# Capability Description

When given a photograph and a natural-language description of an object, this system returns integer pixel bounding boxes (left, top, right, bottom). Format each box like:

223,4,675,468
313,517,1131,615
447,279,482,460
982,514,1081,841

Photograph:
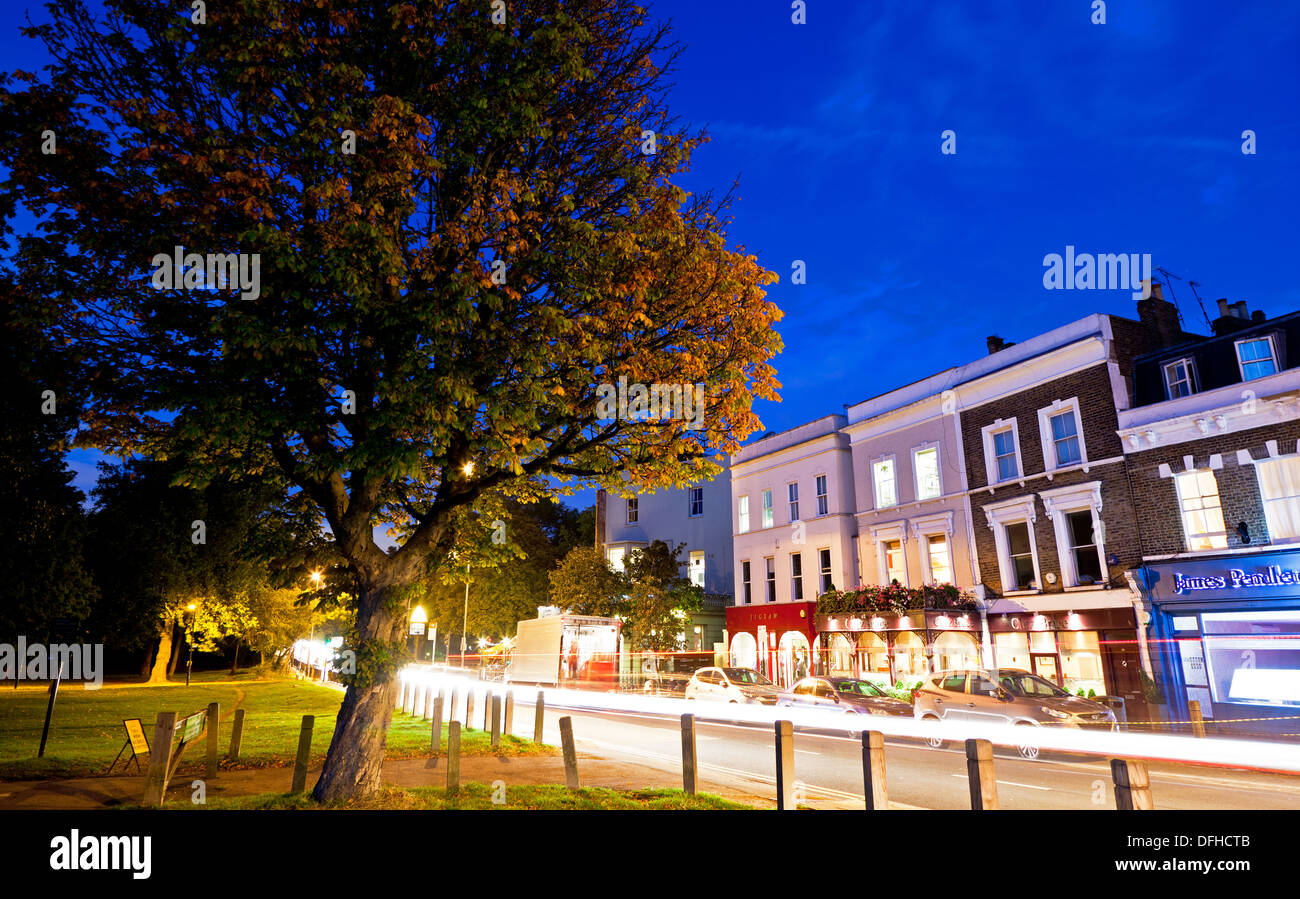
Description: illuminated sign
1173,566,1300,595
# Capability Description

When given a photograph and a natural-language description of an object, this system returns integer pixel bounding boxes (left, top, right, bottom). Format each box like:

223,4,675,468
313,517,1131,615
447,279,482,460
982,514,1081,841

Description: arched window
730,632,758,670
935,631,981,672
893,631,926,682
828,634,854,677
778,631,811,687
856,632,890,684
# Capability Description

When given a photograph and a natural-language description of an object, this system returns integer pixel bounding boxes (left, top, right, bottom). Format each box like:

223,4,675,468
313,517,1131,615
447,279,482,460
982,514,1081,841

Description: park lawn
175,783,752,810
0,676,551,780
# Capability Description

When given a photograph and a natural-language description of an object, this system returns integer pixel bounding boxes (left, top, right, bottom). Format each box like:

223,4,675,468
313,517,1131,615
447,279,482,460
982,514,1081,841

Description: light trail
397,665,1300,777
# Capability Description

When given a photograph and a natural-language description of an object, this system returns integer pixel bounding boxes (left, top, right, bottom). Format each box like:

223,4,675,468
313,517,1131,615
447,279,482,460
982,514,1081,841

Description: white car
684,667,781,704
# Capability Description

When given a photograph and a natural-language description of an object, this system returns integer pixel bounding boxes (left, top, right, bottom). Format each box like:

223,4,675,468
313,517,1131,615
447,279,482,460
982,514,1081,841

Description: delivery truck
508,612,622,689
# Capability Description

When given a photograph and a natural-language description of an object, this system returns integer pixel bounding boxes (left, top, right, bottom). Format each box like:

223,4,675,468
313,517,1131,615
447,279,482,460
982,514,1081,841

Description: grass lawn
0,674,552,780
167,783,752,810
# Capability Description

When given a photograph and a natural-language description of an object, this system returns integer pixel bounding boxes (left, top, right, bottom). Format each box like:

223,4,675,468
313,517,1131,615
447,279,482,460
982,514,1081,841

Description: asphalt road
511,695,1300,810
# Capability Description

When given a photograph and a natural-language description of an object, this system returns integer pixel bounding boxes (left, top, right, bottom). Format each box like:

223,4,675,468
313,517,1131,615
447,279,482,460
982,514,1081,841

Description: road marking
950,774,1050,791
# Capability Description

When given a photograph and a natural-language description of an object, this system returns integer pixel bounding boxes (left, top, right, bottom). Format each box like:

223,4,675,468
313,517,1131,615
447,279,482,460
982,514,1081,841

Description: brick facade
962,361,1141,598
1125,419,1300,558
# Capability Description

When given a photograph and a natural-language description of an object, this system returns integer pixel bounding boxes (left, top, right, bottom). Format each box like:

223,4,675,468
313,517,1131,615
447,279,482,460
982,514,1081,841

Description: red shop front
725,601,819,688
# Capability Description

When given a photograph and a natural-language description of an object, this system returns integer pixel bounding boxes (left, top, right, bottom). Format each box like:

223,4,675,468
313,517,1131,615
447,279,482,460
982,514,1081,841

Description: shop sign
1173,565,1300,595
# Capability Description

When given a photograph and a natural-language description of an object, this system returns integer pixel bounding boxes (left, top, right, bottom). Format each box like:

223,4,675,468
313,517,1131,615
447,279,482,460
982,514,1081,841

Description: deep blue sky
7,0,1298,504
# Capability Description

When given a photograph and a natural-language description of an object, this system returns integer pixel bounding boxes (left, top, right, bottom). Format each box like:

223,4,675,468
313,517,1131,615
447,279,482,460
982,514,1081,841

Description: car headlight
1041,707,1070,719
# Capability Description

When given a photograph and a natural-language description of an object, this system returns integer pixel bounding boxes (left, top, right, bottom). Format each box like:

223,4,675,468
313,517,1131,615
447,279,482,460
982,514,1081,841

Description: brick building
952,295,1196,715
1119,297,1300,732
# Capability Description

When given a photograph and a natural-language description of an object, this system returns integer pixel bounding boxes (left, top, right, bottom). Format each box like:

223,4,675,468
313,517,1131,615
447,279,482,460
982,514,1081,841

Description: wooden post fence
228,708,246,760
775,720,795,810
1112,759,1154,810
965,738,998,810
681,713,698,796
205,701,219,780
862,730,888,810
559,716,579,790
291,715,314,794
141,711,177,808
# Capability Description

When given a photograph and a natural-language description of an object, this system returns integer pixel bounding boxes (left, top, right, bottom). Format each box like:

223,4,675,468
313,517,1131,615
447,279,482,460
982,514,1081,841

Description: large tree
2,1,781,800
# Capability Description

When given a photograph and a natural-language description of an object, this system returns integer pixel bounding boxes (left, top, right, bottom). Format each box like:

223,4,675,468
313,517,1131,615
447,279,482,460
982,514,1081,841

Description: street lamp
184,603,197,687
409,604,428,663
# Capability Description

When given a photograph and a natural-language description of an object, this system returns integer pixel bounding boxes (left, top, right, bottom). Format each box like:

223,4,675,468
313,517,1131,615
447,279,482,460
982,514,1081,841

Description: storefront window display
1202,610,1300,707
934,631,980,671
1058,630,1105,696
730,631,758,670
994,632,1031,670
828,633,854,676
857,632,890,685
778,631,811,687
893,631,927,682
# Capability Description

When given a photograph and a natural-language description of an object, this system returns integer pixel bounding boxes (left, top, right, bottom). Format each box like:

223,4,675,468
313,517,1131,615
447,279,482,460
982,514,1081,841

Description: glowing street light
310,569,323,588
462,461,475,477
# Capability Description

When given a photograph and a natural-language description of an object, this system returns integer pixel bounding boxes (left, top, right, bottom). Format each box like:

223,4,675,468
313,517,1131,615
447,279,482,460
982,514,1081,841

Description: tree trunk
230,642,240,675
167,622,182,678
147,620,173,684
312,581,403,802
140,645,153,679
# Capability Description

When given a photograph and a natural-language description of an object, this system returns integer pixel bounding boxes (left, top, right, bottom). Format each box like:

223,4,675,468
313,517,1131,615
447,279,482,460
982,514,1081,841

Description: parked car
913,669,1117,759
684,667,781,704
778,676,913,717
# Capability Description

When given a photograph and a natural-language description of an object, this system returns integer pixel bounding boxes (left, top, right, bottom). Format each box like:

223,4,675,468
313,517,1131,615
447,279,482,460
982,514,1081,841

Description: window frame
912,443,942,501
1037,397,1087,474
761,488,774,529
1039,481,1107,589
737,495,750,534
815,474,829,517
1173,469,1230,552
981,418,1023,486
740,560,752,605
764,556,776,603
689,550,706,588
871,454,898,509
791,552,804,601
688,486,704,518
626,496,638,524
1254,455,1300,544
787,482,800,522
1235,334,1281,382
1162,358,1198,400
911,512,956,586
983,496,1042,594
818,548,833,594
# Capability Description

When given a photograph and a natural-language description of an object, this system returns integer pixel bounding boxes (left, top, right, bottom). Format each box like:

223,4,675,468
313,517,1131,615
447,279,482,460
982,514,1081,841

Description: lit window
1236,336,1278,381
872,458,897,508
765,557,776,603
688,487,703,517
818,548,833,593
1005,522,1037,590
762,489,774,529
927,534,952,584
791,553,804,601
608,547,626,573
737,496,749,534
1163,359,1195,399
815,475,829,516
993,429,1019,482
1065,510,1103,585
1257,457,1300,541
1175,470,1229,551
1049,410,1082,466
914,447,940,500
884,540,905,584
689,551,705,588
741,561,751,604
788,482,799,521
626,497,638,524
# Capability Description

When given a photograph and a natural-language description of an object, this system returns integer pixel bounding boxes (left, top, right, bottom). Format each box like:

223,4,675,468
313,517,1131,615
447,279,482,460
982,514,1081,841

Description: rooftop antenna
1153,266,1213,332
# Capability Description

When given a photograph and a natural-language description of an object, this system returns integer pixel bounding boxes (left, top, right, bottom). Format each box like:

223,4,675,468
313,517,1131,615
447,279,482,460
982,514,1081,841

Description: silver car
913,669,1117,759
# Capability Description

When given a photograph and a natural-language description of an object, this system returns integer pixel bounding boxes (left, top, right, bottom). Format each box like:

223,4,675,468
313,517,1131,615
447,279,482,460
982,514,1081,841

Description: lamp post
409,604,428,662
184,603,197,687
462,562,470,668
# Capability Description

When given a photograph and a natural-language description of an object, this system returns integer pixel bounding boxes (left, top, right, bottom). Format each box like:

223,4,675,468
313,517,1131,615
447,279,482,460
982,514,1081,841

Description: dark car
779,676,913,716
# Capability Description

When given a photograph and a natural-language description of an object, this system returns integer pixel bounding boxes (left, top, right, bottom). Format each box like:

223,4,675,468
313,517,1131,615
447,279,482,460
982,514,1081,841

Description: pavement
0,745,827,810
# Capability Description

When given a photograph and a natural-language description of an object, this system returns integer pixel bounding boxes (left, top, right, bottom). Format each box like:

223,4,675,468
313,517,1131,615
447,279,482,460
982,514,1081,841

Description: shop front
725,601,818,688
814,610,984,689
986,606,1145,715
1135,550,1300,734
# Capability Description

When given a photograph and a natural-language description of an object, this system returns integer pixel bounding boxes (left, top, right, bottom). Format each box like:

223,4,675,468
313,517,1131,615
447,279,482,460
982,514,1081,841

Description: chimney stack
1136,280,1184,347
1211,298,1255,336
986,335,1014,355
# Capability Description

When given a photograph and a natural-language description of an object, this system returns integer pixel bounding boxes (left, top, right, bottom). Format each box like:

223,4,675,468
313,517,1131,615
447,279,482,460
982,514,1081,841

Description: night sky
7,0,1299,505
